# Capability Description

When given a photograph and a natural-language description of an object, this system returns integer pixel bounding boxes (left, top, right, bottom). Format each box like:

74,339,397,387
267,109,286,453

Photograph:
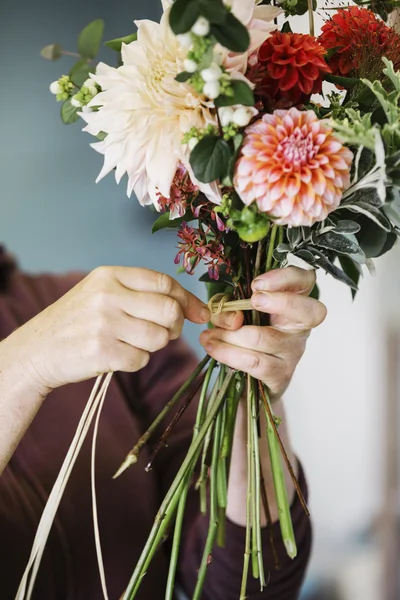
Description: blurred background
0,0,399,598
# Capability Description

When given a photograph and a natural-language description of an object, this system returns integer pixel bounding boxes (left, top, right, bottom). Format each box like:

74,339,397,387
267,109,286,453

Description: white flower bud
191,17,210,37
201,63,222,83
218,107,235,127
88,86,98,97
188,137,199,151
82,105,93,113
203,80,221,100
49,81,62,95
177,33,193,48
233,107,253,127
71,96,82,108
83,78,94,88
184,58,198,73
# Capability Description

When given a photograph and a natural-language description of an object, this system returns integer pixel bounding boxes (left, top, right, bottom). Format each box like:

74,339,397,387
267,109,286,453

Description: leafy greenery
61,98,79,124
77,19,104,60
105,33,137,52
69,59,95,87
214,81,255,108
40,44,62,60
152,211,195,234
190,135,232,183
169,0,200,34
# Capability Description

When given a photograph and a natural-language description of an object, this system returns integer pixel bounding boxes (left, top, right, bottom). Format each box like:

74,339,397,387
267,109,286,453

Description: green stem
197,376,221,514
165,359,216,600
251,379,265,586
192,409,224,600
308,0,315,36
266,225,278,271
262,390,297,560
273,227,284,269
123,369,236,600
240,376,253,600
114,355,211,478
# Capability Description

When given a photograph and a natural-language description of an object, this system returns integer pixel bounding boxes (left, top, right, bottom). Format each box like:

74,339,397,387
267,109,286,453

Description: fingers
115,316,171,353
252,266,316,296
210,311,244,331
118,290,185,340
199,337,287,394
251,291,327,332
200,325,307,360
110,267,210,324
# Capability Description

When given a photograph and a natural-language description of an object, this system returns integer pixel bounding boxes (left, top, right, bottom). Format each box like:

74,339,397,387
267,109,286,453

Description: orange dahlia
247,31,331,109
234,108,353,227
319,7,400,79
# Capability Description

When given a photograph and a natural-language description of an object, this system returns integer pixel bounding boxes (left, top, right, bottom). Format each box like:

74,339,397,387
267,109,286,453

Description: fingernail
252,292,271,308
252,278,266,292
222,312,236,328
200,307,211,322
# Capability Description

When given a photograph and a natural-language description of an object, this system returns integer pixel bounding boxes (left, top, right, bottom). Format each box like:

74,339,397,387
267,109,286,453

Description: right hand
9,267,210,394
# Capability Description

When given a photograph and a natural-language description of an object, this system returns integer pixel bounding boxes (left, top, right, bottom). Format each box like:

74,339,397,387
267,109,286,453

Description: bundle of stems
117,226,309,600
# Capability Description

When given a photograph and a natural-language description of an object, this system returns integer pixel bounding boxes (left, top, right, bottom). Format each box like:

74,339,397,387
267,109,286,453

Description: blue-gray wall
0,0,204,350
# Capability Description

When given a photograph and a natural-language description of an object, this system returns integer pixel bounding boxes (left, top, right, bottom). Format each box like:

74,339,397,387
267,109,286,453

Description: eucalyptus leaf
344,187,382,208
354,214,392,257
309,283,320,300
339,256,361,299
214,80,254,107
152,210,195,234
40,44,62,60
78,19,104,60
296,249,316,263
333,220,361,235
169,0,200,34
287,227,302,247
105,33,137,52
315,254,358,289
199,0,228,24
345,202,392,231
61,98,79,124
210,13,250,53
70,59,94,87
190,135,231,183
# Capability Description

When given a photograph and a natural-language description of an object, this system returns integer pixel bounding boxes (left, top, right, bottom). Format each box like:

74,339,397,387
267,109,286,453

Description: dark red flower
174,222,231,280
156,163,199,218
319,7,400,79
247,31,331,109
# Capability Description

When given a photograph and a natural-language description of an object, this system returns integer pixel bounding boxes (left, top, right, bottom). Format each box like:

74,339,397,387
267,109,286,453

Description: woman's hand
200,267,327,400
11,267,210,393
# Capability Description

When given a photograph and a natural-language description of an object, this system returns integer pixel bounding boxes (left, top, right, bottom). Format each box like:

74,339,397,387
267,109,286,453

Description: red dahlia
247,31,331,109
319,7,400,79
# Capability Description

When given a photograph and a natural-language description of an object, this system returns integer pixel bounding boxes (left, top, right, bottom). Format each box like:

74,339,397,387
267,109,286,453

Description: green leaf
70,59,95,87
339,256,361,299
152,211,195,234
169,0,200,34
175,71,193,83
215,80,254,107
281,22,293,34
309,283,320,300
354,214,392,257
61,98,79,124
316,231,361,255
199,0,228,24
210,13,250,53
287,227,302,247
190,135,232,183
78,19,104,60
104,33,137,52
40,43,62,60
325,46,341,60
315,254,358,289
333,220,361,235
325,73,360,89
345,202,392,231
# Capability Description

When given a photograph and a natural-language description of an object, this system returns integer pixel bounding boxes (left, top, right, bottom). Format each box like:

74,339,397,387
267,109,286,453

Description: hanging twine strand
207,293,253,315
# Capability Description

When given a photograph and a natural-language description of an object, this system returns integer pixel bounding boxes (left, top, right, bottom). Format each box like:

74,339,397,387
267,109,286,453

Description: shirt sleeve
136,339,312,600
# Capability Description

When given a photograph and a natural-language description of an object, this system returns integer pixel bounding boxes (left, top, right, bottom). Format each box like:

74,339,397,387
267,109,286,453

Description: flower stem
123,369,236,599
260,464,280,570
192,409,224,600
240,376,253,600
262,392,297,559
307,0,315,36
114,355,210,478
266,225,278,271
250,379,265,586
164,359,216,600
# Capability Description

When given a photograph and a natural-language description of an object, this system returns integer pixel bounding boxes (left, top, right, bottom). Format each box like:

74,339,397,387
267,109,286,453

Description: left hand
199,267,327,400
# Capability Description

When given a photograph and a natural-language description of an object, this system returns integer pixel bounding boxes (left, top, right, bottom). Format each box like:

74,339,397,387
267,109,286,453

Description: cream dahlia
234,108,353,227
81,12,218,208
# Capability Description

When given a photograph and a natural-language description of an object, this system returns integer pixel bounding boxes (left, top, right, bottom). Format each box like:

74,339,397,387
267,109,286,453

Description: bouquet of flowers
20,0,400,598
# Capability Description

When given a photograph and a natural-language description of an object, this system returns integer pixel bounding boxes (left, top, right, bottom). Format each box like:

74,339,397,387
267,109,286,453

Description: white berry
233,107,253,127
191,17,210,37
218,107,235,127
184,58,198,73
81,105,93,113
203,80,221,100
71,96,82,108
49,81,62,95
201,63,222,83
188,137,199,151
177,33,193,48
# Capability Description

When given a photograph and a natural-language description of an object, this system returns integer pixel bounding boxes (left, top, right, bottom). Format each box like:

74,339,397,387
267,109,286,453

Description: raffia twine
208,293,253,315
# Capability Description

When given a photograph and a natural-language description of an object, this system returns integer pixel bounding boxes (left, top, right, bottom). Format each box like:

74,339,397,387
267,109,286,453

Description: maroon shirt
0,249,311,599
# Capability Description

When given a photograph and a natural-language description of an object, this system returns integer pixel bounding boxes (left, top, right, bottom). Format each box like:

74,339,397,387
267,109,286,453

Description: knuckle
91,265,113,283
91,288,113,313
246,353,261,372
163,297,182,324
157,272,174,296
152,326,170,351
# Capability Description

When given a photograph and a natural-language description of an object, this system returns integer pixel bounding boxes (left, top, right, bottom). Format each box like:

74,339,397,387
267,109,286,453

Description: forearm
226,398,297,526
0,331,50,474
